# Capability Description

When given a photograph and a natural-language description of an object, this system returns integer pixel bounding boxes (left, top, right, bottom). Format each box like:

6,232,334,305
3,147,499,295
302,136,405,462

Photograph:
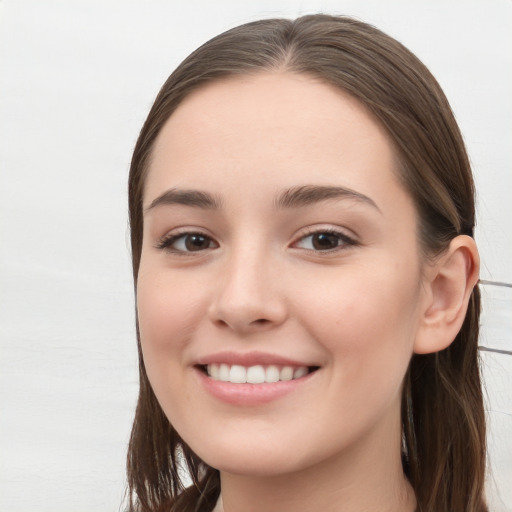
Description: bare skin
137,72,478,512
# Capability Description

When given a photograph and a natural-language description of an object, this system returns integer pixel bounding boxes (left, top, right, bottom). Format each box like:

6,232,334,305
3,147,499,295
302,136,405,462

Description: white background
0,1,511,510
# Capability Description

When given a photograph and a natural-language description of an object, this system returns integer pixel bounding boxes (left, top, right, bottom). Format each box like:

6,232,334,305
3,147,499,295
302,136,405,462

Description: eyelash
155,230,217,254
155,228,358,255
293,228,358,253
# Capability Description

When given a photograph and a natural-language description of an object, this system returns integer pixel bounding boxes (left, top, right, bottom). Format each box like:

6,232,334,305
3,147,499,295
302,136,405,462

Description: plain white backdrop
1,1,511,510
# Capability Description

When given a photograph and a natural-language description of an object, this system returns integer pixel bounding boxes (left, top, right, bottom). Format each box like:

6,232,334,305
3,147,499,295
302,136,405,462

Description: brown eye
157,232,218,253
311,233,340,250
184,234,212,251
294,230,355,252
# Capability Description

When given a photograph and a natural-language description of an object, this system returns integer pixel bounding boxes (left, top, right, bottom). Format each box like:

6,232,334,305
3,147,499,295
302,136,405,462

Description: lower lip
195,367,317,406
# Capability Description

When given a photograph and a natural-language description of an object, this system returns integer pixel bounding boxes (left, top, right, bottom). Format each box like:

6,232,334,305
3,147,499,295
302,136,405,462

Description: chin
189,436,317,478
205,454,301,477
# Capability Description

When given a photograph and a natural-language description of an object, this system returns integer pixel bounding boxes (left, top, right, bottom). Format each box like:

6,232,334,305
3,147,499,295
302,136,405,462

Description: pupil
312,233,338,250
185,235,209,251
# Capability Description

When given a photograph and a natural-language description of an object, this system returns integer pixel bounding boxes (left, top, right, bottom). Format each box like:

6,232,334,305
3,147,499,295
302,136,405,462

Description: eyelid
290,225,359,252
155,228,219,254
154,225,358,254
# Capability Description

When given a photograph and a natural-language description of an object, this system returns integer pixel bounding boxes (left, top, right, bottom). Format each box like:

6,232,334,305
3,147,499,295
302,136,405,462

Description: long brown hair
126,15,487,512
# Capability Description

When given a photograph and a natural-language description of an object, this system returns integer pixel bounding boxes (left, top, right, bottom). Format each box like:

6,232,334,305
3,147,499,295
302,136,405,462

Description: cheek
136,267,208,382
135,266,215,429
293,261,422,382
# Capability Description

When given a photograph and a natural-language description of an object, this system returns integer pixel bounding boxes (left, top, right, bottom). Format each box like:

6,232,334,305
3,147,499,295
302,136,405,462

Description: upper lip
195,351,318,368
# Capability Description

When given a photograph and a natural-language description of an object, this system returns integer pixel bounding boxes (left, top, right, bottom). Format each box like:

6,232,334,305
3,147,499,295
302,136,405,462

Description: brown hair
126,14,487,512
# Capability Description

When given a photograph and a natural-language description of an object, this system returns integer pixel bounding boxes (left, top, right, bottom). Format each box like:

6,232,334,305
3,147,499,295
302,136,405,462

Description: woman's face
137,72,428,476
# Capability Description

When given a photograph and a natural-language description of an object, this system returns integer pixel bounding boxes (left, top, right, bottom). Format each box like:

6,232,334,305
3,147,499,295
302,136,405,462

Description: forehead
146,72,408,216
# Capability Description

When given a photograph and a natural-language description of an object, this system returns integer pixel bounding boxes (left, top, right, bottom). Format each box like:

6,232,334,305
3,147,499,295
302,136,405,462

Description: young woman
126,15,487,512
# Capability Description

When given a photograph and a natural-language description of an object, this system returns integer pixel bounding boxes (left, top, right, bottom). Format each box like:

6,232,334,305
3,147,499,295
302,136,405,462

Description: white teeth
280,366,294,381
293,367,308,379
206,364,312,383
219,363,230,382
246,365,265,384
265,365,280,383
209,363,220,380
229,364,247,383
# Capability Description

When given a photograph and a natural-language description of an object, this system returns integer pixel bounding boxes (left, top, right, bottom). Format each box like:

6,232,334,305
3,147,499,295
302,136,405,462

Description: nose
207,247,288,335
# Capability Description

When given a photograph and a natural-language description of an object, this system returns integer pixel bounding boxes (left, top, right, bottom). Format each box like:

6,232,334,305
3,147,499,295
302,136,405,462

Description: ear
414,235,480,354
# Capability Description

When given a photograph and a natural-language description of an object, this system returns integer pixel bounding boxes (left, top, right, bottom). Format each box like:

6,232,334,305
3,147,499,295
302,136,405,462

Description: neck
217,408,416,512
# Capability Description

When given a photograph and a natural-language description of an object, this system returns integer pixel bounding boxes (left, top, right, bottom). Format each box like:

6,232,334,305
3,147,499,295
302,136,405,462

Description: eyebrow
274,185,381,212
144,184,380,214
145,188,222,213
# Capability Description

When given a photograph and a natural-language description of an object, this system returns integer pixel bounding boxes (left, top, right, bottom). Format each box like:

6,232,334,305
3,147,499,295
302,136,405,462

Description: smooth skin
137,72,479,512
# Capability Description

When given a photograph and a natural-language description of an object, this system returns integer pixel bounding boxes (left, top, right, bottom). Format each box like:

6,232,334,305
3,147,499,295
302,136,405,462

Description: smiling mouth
197,364,320,384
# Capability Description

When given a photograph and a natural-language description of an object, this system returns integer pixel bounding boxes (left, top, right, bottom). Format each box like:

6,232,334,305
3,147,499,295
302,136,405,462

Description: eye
294,230,356,252
156,232,218,253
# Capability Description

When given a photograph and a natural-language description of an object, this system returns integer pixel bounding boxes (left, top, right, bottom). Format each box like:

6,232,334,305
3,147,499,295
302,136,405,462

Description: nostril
210,303,283,332
253,318,270,325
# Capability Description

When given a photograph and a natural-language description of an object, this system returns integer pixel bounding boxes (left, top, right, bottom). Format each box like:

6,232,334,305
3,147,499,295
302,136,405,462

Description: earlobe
414,235,480,355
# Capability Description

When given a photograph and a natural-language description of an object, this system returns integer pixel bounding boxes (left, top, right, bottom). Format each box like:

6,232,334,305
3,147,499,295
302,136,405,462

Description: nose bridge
209,239,286,332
